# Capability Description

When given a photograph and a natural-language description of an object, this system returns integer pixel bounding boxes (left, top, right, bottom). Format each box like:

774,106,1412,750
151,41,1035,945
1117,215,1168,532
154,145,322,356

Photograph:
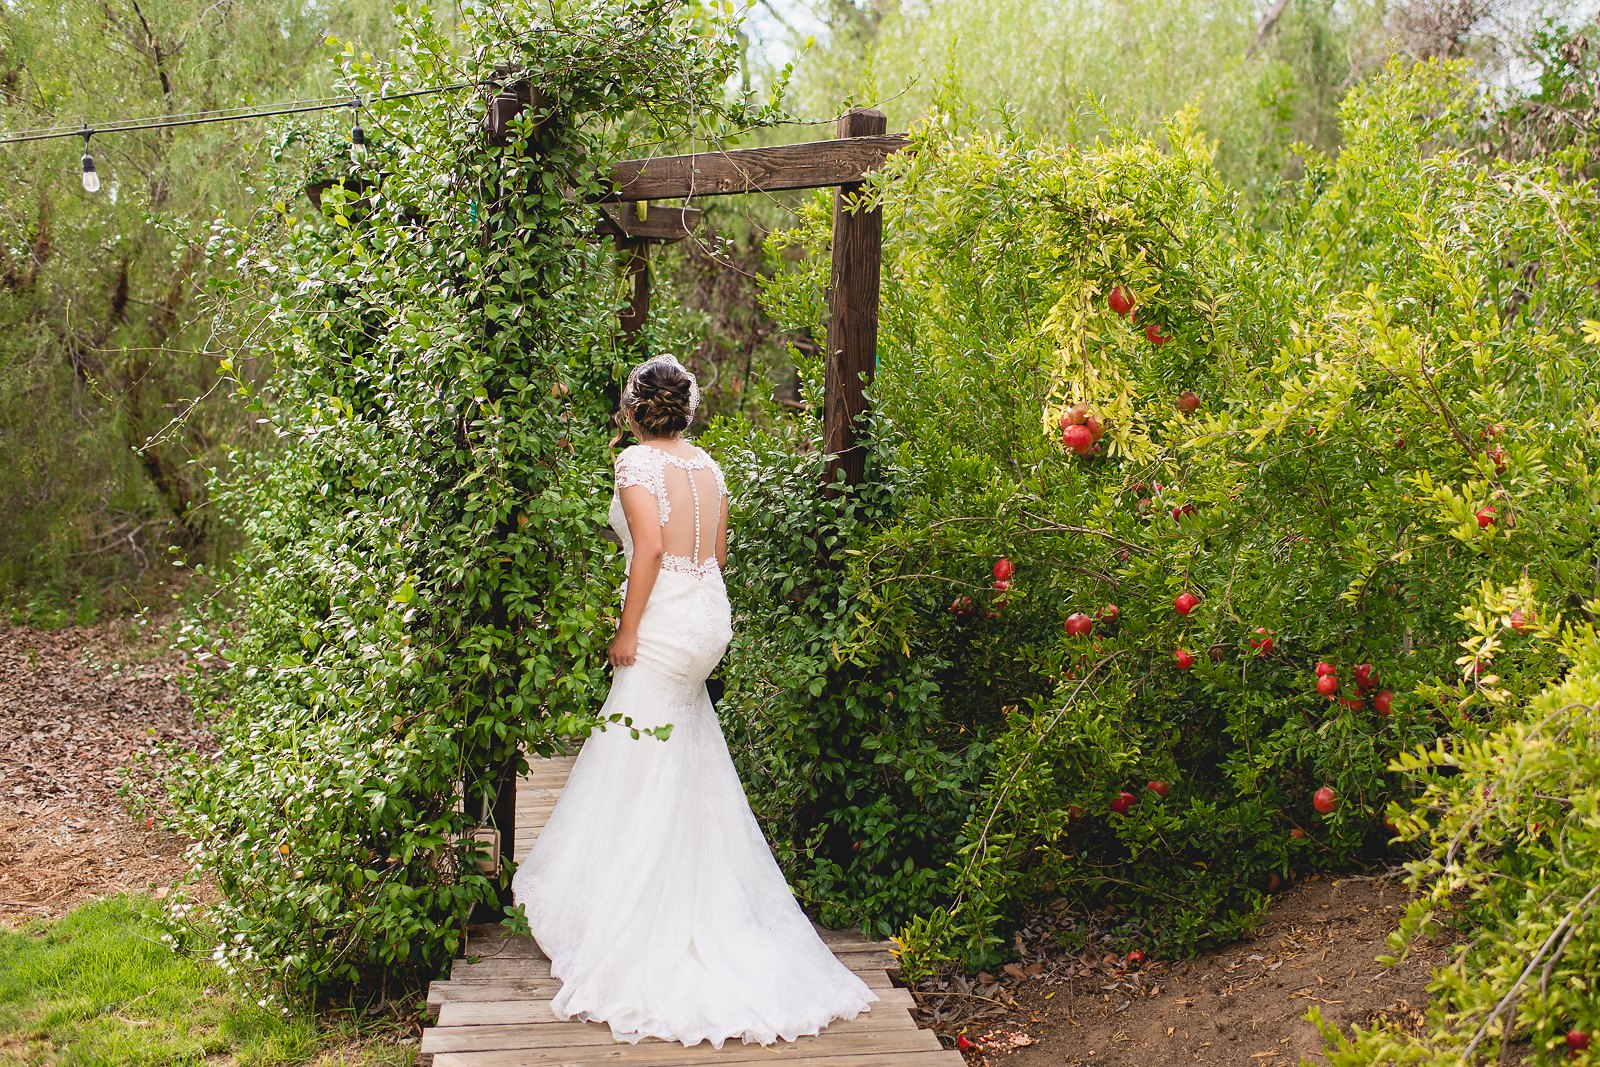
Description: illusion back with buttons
611,444,728,579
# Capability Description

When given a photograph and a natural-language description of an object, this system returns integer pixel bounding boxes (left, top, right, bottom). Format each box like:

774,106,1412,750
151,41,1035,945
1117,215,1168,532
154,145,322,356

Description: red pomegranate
1312,786,1338,814
1108,285,1136,318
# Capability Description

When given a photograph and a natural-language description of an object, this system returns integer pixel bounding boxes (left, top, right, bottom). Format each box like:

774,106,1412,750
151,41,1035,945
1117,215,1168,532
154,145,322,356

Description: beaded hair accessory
622,354,700,420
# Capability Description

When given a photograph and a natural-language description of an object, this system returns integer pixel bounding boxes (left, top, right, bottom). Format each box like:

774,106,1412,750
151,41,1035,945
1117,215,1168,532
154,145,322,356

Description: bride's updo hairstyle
623,355,700,437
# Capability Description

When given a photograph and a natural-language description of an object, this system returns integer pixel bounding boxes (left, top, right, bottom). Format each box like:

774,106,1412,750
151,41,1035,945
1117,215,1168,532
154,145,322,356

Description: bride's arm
609,484,663,667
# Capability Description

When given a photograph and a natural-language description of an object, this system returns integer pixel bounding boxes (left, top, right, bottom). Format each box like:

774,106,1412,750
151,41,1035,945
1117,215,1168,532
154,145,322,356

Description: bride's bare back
615,443,729,576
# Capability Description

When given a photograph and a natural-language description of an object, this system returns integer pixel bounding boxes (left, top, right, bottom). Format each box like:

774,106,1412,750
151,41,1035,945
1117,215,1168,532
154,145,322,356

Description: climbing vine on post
164,0,780,997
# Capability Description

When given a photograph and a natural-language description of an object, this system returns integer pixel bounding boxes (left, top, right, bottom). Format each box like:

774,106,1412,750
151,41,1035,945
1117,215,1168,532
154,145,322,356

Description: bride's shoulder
614,444,660,484
615,443,654,463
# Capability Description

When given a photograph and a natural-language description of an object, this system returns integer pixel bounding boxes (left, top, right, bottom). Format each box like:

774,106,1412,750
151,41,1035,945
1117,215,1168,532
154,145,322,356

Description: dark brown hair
626,360,694,436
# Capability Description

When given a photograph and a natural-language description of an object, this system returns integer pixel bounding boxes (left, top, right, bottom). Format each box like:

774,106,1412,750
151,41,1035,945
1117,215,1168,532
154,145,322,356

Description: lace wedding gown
510,442,878,1048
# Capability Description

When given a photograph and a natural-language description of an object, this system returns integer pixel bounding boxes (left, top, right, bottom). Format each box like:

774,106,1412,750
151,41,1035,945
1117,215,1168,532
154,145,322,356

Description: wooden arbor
487,88,907,487
479,98,908,902
599,110,904,487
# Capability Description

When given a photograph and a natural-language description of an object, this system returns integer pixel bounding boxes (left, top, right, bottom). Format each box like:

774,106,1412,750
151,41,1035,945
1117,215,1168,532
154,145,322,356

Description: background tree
0,0,392,619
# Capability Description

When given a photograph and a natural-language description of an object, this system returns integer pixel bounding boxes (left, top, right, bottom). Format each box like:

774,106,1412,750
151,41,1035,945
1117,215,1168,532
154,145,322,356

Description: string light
79,129,100,194
0,79,483,190
349,96,367,162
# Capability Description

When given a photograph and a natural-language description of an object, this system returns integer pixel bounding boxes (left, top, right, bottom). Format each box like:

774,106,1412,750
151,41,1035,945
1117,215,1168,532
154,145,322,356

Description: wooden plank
516,807,557,820
463,928,884,960
822,109,887,495
427,969,898,1012
424,1006,919,1054
449,952,895,981
597,204,704,242
523,767,576,780
603,135,909,203
466,922,878,942
427,1028,943,1066
435,989,915,1028
815,928,891,950
432,1052,962,1067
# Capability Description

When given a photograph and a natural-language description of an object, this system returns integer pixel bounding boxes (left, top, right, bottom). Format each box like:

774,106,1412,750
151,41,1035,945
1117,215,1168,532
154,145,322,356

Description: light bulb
350,123,366,162
81,152,101,194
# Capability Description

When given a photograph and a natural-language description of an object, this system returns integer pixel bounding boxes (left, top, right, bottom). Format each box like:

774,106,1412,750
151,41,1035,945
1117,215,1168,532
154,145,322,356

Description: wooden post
473,73,548,916
618,235,650,347
823,108,887,493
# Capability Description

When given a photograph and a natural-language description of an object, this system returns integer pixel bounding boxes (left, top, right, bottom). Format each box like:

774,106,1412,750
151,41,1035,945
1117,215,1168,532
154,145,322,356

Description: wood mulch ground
1,616,1447,1065
0,618,207,925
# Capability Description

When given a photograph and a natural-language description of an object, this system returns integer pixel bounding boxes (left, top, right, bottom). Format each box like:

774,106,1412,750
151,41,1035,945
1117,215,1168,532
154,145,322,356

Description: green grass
0,895,417,1066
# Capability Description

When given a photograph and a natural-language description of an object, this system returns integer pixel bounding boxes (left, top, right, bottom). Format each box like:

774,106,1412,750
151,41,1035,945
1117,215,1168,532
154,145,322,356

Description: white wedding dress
510,442,878,1048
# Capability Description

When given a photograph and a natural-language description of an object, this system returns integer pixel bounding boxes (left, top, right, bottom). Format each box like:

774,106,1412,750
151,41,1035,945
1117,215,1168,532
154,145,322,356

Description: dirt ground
923,874,1448,1067
0,618,206,925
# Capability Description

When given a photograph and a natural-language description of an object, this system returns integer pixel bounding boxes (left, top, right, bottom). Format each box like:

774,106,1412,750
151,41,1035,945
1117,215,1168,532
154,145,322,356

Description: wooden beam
603,133,909,202
595,204,703,242
823,109,887,494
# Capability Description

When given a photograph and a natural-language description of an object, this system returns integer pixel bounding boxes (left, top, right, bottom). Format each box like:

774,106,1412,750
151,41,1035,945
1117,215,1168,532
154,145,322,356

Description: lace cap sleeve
614,445,656,491
615,445,670,524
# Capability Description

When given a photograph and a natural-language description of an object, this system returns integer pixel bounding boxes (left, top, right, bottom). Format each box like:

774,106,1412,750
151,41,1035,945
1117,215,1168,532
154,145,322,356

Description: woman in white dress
511,354,878,1048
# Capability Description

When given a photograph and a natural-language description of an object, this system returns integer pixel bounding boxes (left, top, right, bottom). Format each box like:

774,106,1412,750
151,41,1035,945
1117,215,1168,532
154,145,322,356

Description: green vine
164,0,780,998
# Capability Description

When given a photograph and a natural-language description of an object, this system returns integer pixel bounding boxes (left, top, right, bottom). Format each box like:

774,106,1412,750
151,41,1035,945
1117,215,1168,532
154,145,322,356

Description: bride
511,354,878,1048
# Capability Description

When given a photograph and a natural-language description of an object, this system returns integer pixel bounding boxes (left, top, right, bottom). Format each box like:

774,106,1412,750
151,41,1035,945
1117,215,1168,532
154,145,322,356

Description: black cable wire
0,79,484,147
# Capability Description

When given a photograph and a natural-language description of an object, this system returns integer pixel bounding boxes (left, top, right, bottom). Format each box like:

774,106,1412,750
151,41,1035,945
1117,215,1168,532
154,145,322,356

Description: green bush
711,57,1600,977
163,0,773,998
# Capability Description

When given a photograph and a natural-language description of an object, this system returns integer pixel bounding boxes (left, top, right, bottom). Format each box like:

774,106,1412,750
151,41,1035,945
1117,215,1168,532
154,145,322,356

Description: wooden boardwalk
419,755,960,1067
